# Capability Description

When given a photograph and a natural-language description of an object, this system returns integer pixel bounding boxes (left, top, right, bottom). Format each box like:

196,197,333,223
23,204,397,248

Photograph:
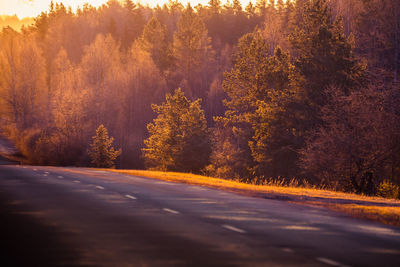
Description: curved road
0,164,399,266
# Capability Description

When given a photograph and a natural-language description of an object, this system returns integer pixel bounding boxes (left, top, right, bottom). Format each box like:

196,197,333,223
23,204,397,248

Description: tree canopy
0,0,399,195
88,124,121,168
143,88,210,172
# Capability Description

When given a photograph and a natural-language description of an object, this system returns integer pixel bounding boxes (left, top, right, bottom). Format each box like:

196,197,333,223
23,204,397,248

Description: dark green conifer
209,30,298,179
142,89,210,172
88,125,121,168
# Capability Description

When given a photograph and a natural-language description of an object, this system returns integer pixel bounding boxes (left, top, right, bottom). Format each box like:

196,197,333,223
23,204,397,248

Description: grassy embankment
108,169,400,227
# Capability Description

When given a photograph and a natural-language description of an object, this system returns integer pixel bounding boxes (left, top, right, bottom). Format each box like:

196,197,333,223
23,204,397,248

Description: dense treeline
0,0,399,195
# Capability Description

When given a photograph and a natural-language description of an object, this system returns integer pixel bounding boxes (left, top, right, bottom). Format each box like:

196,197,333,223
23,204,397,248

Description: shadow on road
0,194,82,266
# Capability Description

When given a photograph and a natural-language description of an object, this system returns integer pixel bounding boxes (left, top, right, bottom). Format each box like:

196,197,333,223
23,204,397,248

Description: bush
142,89,210,172
377,180,400,199
88,125,121,168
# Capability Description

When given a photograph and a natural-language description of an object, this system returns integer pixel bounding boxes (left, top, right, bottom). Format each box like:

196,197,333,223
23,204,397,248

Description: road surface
0,164,399,266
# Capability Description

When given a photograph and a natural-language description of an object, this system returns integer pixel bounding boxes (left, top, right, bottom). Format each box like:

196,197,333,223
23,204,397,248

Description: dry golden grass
107,169,398,202
317,203,400,227
107,169,400,227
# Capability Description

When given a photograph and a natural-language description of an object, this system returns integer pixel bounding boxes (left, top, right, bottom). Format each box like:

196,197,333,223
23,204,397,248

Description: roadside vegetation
88,125,121,168
0,0,399,201
107,169,400,227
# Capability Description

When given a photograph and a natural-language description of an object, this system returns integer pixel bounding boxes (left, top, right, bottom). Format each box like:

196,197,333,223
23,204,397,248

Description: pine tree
289,0,368,183
208,0,222,14
140,17,172,73
255,0,267,16
245,2,256,17
122,1,145,49
124,0,135,12
232,0,243,14
172,4,214,99
88,125,121,168
290,0,365,113
277,0,285,13
209,30,299,179
284,0,367,175
249,48,301,178
142,88,210,172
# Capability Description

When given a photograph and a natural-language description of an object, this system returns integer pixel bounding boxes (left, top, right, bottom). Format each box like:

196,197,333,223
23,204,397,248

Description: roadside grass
327,204,400,227
107,169,400,227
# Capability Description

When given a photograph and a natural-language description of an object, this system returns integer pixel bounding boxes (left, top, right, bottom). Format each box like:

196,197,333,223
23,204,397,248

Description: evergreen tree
124,0,135,12
245,2,256,17
88,124,121,168
208,30,298,179
352,0,400,81
232,0,243,14
249,48,301,178
289,0,365,123
288,0,367,182
140,17,172,73
142,88,210,172
172,4,214,99
208,0,222,14
277,0,285,13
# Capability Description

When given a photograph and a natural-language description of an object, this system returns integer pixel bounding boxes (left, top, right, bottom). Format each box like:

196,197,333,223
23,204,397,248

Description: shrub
88,125,121,168
142,89,210,172
377,180,400,199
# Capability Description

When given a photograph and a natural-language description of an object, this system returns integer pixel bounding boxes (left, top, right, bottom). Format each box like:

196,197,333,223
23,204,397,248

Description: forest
0,0,399,196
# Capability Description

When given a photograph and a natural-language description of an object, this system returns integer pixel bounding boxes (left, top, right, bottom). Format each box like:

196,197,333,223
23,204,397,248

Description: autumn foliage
0,0,399,196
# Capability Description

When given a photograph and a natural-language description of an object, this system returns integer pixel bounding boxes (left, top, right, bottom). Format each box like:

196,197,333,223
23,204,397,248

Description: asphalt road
0,164,400,266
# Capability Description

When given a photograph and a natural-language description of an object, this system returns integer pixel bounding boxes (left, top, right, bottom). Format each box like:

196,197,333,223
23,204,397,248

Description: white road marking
221,224,246,234
355,225,400,237
125,194,137,200
57,176,63,179
33,168,38,171
163,208,180,214
282,225,320,231
200,201,218,204
316,257,346,266
282,248,294,253
156,182,175,185
73,180,81,183
91,170,107,173
96,186,105,190
177,198,208,201
191,187,206,190
44,171,49,174
124,175,140,180
43,174,48,177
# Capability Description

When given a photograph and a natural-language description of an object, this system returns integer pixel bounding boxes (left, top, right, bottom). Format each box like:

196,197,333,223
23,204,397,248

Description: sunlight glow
0,0,251,18
1,0,110,18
